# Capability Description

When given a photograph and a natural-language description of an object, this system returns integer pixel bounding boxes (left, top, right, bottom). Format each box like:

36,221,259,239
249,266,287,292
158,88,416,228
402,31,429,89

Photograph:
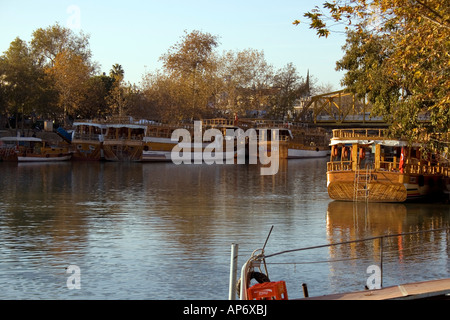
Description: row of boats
1,118,449,203
0,117,331,163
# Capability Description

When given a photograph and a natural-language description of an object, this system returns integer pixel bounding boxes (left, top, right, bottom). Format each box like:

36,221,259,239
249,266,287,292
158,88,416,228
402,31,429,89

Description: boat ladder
354,165,373,202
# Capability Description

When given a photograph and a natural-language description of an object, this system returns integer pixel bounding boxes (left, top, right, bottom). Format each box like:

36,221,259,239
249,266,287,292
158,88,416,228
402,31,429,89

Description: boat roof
329,128,422,147
0,136,42,142
73,121,106,128
105,123,147,129
329,139,418,147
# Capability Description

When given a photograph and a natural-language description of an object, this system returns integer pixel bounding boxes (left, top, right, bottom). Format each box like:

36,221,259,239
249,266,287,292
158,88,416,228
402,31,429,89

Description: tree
217,49,274,116
31,23,92,68
77,74,114,119
160,30,220,119
110,63,124,82
47,50,92,125
269,62,305,120
0,37,50,129
29,23,97,125
106,64,131,117
297,0,450,139
142,70,188,123
335,29,401,122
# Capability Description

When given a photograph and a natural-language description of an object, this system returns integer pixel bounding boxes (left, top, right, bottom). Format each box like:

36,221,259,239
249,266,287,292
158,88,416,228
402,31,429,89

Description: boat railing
73,132,103,142
406,163,450,176
327,161,353,171
329,159,450,177
104,134,145,142
257,227,450,296
104,116,139,125
332,128,388,140
203,118,235,127
0,147,17,157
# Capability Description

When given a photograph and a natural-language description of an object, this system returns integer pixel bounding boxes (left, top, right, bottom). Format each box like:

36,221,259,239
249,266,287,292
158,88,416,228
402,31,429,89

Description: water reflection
0,159,449,299
324,201,450,295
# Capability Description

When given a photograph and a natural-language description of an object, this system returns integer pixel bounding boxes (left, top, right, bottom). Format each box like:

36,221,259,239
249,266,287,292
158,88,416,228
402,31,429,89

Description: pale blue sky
0,0,346,90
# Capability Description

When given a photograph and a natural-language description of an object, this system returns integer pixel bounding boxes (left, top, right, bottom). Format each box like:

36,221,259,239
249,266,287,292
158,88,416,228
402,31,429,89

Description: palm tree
110,63,124,82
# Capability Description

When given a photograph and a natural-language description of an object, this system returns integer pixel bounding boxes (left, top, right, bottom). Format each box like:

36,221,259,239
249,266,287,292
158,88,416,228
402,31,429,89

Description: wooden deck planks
300,278,450,300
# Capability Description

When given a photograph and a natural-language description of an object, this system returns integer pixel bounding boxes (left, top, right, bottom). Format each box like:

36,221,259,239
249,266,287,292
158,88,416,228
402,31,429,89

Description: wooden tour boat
71,120,106,161
0,135,71,162
243,120,330,160
142,124,181,162
287,126,330,159
102,117,147,162
327,128,450,202
143,119,244,163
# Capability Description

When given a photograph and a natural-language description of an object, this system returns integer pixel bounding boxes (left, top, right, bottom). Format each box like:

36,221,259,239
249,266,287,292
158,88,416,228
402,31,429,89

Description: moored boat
0,135,71,162
287,125,330,159
71,120,106,161
142,124,182,162
102,117,147,162
326,128,450,202
143,119,244,163
246,120,330,160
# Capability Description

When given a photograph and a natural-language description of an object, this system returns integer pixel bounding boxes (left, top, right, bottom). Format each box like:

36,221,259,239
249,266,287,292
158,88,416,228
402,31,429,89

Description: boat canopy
329,139,417,147
0,136,42,142
73,121,106,128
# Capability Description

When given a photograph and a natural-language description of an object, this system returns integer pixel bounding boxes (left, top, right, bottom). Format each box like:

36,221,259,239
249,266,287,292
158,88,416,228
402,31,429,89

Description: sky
0,0,347,90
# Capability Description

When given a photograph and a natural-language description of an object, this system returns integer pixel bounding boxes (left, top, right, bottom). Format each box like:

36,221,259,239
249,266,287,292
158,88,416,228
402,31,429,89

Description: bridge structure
293,89,387,128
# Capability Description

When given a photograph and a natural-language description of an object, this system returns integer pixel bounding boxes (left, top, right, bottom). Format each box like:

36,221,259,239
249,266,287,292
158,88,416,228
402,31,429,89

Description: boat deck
299,278,450,300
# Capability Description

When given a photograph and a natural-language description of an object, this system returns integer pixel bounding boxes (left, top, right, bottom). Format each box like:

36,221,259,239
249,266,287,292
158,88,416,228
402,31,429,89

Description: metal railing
332,128,388,140
263,227,450,291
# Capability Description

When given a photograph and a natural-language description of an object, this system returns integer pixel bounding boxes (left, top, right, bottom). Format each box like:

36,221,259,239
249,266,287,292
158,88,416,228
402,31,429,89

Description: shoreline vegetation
1,1,448,152
0,25,318,133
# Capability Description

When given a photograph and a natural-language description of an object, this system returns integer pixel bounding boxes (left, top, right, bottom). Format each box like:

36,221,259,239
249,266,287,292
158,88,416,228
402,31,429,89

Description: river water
0,158,449,300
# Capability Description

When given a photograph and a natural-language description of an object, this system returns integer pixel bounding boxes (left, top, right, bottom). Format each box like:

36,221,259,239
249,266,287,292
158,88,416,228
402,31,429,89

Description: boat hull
17,154,72,162
288,147,329,159
143,137,241,163
327,170,444,202
71,141,103,161
142,150,173,162
103,142,144,162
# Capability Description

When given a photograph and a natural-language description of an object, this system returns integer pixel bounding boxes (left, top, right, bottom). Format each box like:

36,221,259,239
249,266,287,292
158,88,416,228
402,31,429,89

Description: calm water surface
0,159,449,299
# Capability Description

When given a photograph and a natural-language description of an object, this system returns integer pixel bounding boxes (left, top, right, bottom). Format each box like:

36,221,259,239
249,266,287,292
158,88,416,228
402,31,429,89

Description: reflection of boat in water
0,135,71,162
327,128,450,202
326,201,407,236
70,120,106,161
102,117,147,162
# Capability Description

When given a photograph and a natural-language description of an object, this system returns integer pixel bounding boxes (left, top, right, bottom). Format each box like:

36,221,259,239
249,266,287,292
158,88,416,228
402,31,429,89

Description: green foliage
0,37,53,128
299,0,450,141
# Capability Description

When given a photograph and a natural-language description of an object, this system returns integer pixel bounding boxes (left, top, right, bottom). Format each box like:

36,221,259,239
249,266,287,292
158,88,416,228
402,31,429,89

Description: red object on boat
247,281,288,300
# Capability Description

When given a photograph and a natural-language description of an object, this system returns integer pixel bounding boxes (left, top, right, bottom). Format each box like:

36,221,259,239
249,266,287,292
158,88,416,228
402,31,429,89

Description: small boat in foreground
230,226,450,300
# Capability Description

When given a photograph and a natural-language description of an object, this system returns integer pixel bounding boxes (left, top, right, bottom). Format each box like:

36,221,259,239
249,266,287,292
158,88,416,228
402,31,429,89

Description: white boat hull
142,150,239,163
287,148,329,159
18,155,72,162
